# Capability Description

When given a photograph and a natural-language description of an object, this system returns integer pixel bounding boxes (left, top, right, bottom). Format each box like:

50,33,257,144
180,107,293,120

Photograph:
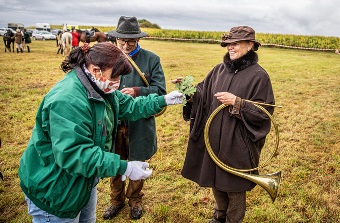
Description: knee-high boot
57,48,61,54
17,48,19,53
27,46,30,52
20,48,23,53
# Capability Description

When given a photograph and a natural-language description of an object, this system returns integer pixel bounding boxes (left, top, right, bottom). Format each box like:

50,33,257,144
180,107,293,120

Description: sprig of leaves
174,76,196,105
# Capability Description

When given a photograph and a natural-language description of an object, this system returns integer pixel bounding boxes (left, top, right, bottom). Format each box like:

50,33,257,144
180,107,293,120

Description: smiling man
103,16,167,220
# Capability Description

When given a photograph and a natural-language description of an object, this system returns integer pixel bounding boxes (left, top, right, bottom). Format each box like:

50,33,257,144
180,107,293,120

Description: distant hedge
49,25,340,50
143,28,340,50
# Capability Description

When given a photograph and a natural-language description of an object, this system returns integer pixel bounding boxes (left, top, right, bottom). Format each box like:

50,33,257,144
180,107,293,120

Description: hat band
117,29,141,34
222,34,256,41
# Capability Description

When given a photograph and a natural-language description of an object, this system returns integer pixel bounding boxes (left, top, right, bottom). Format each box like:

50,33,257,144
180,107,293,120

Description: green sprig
174,76,196,105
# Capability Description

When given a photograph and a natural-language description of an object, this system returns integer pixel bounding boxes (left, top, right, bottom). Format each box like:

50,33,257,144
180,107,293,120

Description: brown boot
130,204,143,220
208,217,226,223
102,203,125,220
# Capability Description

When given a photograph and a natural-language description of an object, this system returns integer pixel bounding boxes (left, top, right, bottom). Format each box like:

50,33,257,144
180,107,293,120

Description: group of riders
56,26,103,55
3,26,105,54
3,28,31,53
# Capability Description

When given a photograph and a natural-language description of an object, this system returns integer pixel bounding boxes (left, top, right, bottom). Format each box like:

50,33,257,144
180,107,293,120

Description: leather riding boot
17,48,19,53
57,48,61,54
61,49,63,55
27,46,30,52
20,48,23,53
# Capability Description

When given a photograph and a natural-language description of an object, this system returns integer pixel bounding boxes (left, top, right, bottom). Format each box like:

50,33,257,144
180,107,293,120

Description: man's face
117,38,139,54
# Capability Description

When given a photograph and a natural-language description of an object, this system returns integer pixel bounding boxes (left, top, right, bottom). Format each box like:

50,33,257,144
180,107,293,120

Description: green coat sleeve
114,90,167,121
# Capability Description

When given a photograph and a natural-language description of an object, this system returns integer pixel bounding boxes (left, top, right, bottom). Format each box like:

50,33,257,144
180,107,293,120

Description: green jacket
24,32,31,43
18,67,166,218
119,48,166,160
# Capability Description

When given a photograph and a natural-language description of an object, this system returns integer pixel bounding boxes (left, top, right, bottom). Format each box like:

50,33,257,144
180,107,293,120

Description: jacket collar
75,66,104,101
223,51,258,73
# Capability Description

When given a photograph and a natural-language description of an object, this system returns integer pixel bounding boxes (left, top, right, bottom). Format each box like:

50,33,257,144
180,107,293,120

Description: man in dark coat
103,16,167,220
180,26,275,223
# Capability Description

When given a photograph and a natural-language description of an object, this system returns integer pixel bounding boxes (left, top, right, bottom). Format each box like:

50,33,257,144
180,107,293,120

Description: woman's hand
164,90,184,105
171,77,184,84
214,92,236,106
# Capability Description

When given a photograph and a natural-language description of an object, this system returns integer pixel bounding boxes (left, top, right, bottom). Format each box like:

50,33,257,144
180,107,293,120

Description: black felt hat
108,16,147,38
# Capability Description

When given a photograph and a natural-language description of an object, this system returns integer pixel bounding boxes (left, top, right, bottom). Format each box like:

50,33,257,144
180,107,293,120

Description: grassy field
0,39,339,223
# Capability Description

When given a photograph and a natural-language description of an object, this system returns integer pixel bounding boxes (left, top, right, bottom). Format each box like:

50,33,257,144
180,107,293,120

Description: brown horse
77,30,108,43
76,27,116,44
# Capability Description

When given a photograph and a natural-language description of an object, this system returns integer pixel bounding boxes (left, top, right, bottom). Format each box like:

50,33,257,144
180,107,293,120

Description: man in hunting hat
103,16,167,220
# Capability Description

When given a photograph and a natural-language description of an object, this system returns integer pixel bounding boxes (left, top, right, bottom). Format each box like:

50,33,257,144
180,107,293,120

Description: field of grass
0,39,339,223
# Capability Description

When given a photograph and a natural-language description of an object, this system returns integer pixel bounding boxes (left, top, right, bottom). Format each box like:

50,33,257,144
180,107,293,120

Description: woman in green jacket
18,42,183,223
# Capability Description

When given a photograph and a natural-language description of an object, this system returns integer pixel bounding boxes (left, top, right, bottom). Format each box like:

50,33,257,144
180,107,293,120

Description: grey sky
1,0,339,37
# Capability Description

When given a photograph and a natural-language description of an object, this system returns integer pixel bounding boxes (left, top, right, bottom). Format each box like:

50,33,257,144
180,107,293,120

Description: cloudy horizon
0,0,339,37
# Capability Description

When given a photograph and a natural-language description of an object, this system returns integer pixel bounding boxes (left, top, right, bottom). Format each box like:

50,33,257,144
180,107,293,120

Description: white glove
122,161,153,181
165,90,184,105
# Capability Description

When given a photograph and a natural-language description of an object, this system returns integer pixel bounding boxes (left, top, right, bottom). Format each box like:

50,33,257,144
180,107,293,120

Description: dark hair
60,42,132,78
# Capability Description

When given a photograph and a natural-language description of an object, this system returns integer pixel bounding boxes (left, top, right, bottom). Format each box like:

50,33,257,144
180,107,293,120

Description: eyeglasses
117,38,137,46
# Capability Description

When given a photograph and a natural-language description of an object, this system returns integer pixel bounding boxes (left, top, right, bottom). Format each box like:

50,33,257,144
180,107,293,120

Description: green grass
0,39,339,222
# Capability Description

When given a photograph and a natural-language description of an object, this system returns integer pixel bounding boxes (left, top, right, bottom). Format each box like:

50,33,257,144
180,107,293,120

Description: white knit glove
122,161,153,181
165,90,184,105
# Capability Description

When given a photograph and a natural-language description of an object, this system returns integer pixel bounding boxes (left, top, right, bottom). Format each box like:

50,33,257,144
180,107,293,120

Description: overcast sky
0,0,339,37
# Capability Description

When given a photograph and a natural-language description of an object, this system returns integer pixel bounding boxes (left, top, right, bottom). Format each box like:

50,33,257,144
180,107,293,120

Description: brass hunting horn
204,102,282,202
122,52,167,117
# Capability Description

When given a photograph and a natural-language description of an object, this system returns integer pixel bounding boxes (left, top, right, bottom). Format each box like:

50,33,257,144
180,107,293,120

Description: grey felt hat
108,16,147,38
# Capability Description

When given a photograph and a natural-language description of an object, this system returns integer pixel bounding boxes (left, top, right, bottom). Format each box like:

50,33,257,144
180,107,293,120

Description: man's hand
121,88,136,97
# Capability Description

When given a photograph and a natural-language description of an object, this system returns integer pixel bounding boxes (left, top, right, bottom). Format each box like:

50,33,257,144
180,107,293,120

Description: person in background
176,26,275,223
23,29,31,53
103,16,167,220
71,27,79,49
57,30,63,54
14,29,23,53
18,42,183,223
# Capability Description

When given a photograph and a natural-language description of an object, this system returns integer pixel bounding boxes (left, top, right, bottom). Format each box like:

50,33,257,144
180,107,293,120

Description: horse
76,30,107,43
3,30,15,52
61,32,72,56
76,27,116,44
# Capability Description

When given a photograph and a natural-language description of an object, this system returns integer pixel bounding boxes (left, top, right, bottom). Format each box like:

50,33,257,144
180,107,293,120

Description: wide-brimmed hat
108,16,147,39
221,26,261,50
16,29,21,33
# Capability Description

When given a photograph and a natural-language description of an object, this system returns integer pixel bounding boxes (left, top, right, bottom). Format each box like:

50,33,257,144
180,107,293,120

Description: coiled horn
204,103,282,202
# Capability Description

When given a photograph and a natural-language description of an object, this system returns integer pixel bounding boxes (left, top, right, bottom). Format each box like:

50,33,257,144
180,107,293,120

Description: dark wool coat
181,51,275,192
118,48,166,161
